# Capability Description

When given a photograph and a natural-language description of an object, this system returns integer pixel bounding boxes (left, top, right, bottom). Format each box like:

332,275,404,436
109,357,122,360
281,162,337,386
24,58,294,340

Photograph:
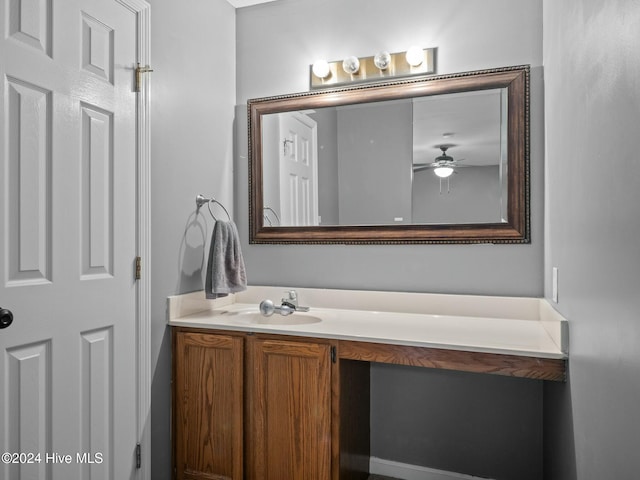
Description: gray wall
337,101,413,225
261,114,281,219
372,365,542,480
236,1,545,478
543,1,640,479
148,1,236,479
413,166,503,224
311,108,339,224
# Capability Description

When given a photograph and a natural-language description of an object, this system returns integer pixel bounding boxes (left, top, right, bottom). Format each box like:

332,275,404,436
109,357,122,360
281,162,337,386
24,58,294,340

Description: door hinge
136,443,141,469
135,256,142,280
331,346,337,363
135,63,153,92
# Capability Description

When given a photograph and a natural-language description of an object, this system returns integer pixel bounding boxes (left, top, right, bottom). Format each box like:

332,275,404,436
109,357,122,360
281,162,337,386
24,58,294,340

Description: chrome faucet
259,290,310,316
282,290,298,308
282,290,310,312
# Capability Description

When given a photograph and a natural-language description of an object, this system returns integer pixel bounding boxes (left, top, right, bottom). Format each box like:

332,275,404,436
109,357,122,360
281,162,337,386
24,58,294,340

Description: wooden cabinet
173,329,338,480
245,337,332,480
173,331,244,480
173,327,564,480
172,317,566,480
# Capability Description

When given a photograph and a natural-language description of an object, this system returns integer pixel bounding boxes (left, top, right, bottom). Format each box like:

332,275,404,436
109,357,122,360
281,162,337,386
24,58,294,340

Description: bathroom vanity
169,286,567,480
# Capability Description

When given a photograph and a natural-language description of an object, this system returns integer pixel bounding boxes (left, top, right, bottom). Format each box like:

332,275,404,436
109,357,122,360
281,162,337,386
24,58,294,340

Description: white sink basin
220,309,322,326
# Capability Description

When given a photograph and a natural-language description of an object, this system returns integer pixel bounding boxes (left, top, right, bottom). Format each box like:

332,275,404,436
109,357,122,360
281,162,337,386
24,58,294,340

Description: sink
223,309,322,326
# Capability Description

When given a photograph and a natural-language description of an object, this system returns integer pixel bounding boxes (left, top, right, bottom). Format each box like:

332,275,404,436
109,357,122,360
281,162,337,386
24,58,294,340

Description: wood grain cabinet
173,331,244,480
172,326,562,480
173,329,340,480
245,337,332,480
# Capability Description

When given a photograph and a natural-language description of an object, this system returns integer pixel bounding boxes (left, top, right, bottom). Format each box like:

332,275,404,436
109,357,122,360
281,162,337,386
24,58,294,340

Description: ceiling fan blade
412,162,439,168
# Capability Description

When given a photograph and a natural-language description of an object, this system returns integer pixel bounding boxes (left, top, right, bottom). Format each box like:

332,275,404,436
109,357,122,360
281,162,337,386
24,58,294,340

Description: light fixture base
310,47,436,89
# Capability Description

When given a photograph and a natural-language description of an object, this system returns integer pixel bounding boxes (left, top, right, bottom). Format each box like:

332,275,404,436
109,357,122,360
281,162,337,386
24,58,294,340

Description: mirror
249,65,529,244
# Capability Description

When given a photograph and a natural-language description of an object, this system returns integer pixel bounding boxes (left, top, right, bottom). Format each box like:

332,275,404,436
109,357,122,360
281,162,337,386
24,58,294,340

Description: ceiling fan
413,145,468,194
412,145,465,177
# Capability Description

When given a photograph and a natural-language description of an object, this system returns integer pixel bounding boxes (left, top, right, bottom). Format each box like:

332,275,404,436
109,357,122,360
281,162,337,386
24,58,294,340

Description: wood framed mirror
248,65,529,244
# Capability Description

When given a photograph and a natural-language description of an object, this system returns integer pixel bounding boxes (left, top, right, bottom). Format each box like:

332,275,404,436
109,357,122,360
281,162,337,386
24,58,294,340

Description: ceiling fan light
434,166,454,178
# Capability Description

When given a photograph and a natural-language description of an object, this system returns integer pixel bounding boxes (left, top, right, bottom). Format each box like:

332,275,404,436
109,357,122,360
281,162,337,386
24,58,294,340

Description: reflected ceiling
413,89,503,168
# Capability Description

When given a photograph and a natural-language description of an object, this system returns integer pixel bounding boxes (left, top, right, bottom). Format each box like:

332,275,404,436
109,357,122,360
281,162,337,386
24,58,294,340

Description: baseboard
369,457,495,480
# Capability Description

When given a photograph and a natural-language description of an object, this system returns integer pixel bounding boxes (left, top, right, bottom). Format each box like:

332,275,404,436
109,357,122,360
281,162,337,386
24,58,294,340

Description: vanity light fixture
311,59,331,79
342,56,360,75
373,51,391,70
310,46,436,88
405,45,425,67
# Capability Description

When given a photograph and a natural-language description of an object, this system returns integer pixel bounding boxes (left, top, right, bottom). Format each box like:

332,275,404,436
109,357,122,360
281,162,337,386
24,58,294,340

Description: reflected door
0,0,139,478
279,113,319,226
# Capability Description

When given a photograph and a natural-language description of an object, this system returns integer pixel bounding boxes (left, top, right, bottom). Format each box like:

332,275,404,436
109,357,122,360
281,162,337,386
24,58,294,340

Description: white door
0,1,142,479
279,112,319,226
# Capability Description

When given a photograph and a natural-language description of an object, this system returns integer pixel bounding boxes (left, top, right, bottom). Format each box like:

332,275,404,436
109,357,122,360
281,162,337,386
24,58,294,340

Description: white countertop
168,286,568,359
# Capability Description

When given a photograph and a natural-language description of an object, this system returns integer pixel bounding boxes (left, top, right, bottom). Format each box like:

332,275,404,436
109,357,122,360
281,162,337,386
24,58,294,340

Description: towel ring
196,194,231,221
263,206,281,226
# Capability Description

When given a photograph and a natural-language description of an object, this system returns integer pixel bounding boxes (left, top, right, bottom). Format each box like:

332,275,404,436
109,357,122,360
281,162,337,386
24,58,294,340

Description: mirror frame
248,65,530,244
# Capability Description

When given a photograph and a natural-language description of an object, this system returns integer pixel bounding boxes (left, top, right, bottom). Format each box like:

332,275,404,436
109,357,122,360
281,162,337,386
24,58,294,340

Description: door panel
0,0,140,478
80,326,114,479
279,113,319,226
6,77,52,285
246,337,331,480
173,331,244,480
81,103,114,278
5,340,52,480
8,0,53,56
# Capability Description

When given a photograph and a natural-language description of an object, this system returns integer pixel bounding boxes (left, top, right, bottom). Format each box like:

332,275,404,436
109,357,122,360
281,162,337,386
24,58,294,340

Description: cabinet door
246,338,332,480
174,331,244,480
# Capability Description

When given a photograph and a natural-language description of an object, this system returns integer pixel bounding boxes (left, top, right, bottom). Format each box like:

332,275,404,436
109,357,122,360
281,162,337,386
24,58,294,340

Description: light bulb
434,166,454,178
405,46,424,67
312,59,331,79
374,51,391,70
342,56,360,75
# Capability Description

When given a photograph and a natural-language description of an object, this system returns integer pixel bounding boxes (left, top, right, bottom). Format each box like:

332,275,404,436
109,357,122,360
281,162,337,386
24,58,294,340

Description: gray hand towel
205,220,247,299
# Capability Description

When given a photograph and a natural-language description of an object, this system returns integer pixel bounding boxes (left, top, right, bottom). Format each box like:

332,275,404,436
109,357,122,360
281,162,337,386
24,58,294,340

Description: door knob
0,308,13,329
